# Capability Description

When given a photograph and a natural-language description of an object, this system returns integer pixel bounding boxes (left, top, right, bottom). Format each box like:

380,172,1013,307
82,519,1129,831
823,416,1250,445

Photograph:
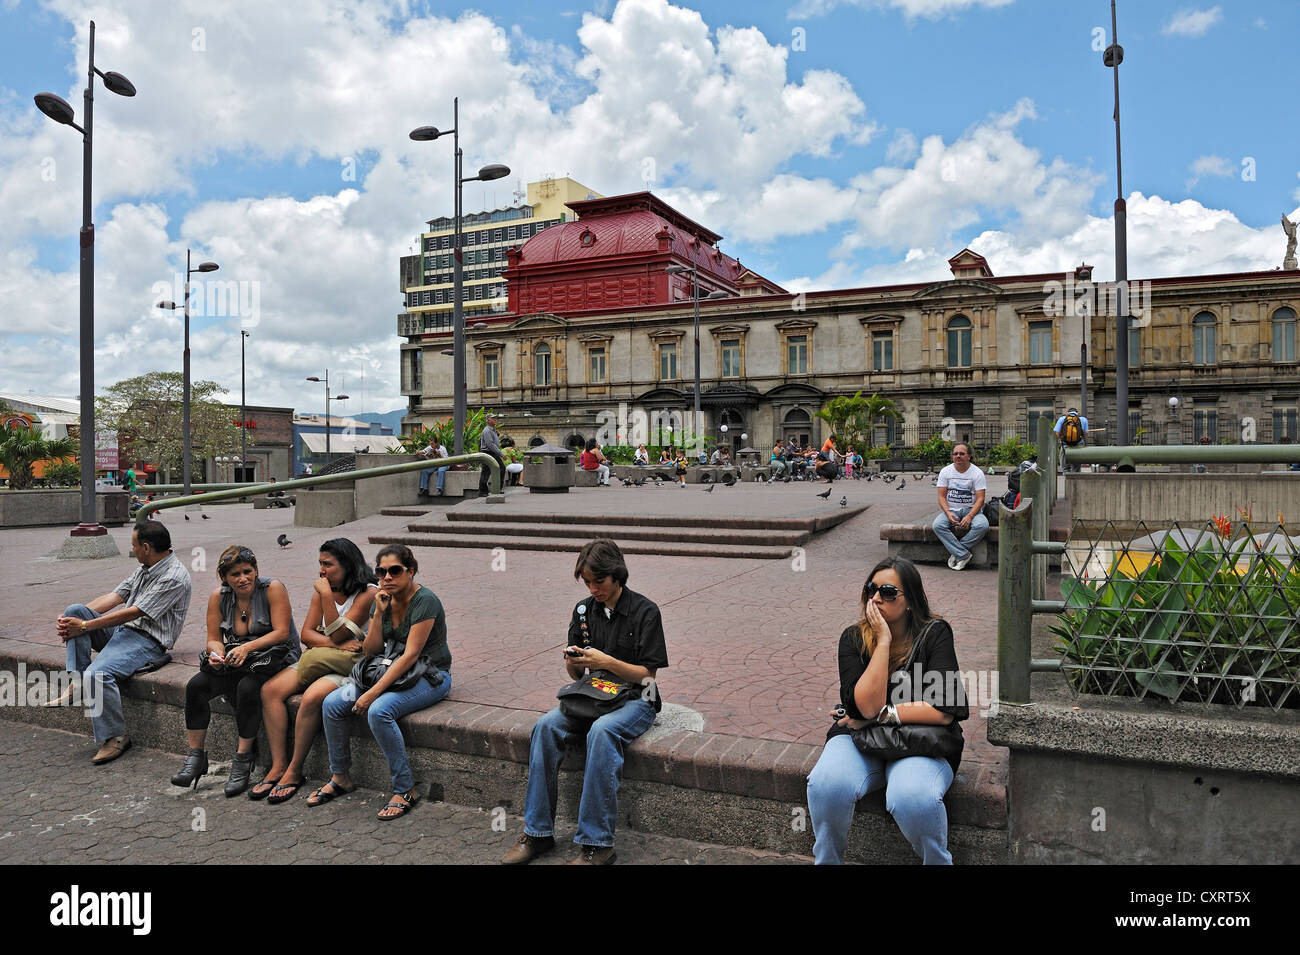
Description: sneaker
501,833,555,865
952,554,971,571
946,554,957,570
568,844,616,865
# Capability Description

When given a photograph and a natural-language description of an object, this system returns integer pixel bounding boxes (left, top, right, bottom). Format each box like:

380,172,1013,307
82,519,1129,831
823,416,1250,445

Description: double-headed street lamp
1104,0,1131,446
34,19,135,541
410,98,509,456
240,329,250,481
156,250,219,496
306,372,349,464
666,261,728,452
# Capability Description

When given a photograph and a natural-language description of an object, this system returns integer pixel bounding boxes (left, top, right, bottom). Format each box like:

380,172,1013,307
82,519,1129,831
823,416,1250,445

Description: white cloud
1162,7,1223,37
788,0,1012,20
885,129,919,163
1185,154,1235,190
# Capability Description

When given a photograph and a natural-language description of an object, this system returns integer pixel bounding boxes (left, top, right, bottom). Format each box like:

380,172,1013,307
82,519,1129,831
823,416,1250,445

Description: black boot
171,749,208,789
224,751,256,798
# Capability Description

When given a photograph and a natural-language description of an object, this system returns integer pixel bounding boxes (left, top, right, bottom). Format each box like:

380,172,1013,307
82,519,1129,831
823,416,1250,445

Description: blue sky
2,0,1297,413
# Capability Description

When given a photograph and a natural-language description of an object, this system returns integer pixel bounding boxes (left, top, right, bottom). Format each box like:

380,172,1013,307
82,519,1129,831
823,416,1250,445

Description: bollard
997,497,1033,704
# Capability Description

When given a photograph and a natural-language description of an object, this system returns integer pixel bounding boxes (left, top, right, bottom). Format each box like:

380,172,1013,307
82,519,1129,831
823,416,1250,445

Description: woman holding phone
310,544,452,819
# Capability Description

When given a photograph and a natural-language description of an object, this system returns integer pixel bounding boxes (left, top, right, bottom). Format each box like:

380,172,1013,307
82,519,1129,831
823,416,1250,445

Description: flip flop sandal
306,780,356,807
378,790,420,821
248,776,281,801
266,780,304,805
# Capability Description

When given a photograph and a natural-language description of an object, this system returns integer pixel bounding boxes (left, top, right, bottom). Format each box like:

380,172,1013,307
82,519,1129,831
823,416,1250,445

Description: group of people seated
51,523,966,864
769,437,860,482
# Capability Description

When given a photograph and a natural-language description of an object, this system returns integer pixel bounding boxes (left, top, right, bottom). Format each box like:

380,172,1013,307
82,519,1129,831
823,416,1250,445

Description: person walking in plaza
806,557,968,864
580,438,611,486
1053,407,1089,473
310,544,451,820
477,413,506,496
171,545,298,795
50,521,192,765
417,436,449,496
502,539,668,865
253,538,377,803
931,443,988,571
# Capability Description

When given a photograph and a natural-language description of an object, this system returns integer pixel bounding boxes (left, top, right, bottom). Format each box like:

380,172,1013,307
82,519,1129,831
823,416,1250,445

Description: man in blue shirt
1053,408,1089,472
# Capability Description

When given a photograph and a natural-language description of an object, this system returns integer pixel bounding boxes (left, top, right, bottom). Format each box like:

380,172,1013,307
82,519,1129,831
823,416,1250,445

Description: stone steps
406,520,812,547
369,531,796,560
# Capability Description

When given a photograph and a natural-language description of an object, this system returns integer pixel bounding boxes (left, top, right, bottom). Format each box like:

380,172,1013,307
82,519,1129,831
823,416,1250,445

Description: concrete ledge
0,645,1006,862
880,522,991,568
0,488,130,528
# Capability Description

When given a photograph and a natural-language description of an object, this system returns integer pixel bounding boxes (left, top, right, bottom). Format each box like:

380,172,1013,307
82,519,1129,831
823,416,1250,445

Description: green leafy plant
912,433,955,468
601,445,636,464
44,459,82,487
816,391,901,452
0,426,77,490
986,435,1038,467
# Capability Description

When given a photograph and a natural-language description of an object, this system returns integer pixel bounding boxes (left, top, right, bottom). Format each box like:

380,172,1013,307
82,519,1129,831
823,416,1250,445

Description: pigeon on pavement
816,487,832,499
277,534,291,548
896,478,907,490
703,484,715,493
840,496,848,506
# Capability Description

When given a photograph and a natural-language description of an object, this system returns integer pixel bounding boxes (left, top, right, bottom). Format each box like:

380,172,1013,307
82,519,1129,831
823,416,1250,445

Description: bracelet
876,703,901,726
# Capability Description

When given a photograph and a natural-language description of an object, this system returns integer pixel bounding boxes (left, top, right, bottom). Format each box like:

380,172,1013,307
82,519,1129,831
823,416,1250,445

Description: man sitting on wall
931,443,988,571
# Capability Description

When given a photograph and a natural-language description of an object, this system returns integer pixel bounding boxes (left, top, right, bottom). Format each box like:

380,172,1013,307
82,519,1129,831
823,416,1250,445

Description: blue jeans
932,506,989,560
419,466,448,492
321,673,452,793
806,733,955,865
62,604,167,743
523,700,656,848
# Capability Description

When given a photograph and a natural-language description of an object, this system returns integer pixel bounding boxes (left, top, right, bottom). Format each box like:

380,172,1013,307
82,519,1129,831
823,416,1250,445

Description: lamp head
195,261,219,273
477,163,510,181
101,71,136,97
34,92,76,125
409,126,442,141
1168,396,1179,409
305,376,322,382
156,301,178,310
335,394,350,401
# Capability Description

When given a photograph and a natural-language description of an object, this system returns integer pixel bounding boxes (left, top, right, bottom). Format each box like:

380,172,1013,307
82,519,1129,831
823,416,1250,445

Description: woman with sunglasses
806,557,969,864
310,544,452,819
171,545,298,796
251,538,377,803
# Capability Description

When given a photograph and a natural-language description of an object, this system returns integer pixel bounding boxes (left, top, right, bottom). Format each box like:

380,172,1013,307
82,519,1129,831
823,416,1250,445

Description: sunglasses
865,582,901,602
219,548,257,570
375,564,408,578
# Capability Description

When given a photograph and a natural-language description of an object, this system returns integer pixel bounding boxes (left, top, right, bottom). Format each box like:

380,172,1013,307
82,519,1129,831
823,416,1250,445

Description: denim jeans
62,604,167,743
419,466,448,492
932,506,989,560
523,700,656,848
806,733,955,865
321,673,452,793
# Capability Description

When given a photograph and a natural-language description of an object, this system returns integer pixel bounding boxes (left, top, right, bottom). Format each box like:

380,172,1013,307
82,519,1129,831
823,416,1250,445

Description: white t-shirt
937,463,987,512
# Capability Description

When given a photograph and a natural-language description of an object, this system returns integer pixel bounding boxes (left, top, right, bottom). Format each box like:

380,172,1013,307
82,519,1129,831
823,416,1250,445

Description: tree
96,372,239,476
815,391,902,451
0,424,77,490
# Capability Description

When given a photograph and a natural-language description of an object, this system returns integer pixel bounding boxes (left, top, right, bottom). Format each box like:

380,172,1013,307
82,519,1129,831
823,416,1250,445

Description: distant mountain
351,409,407,433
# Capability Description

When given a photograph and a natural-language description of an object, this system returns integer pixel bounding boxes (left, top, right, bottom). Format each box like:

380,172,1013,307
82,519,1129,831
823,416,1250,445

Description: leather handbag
201,640,292,677
557,670,639,721
350,638,444,693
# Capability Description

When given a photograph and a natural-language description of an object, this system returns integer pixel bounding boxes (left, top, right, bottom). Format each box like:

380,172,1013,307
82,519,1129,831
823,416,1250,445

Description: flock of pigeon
611,468,942,506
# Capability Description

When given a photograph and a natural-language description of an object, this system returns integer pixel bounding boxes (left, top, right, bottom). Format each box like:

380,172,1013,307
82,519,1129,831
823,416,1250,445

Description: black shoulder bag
556,598,640,721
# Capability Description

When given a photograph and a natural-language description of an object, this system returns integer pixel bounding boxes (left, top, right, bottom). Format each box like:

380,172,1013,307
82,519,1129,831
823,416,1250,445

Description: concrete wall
987,698,1300,864
0,488,129,528
1066,471,1299,526
293,456,484,528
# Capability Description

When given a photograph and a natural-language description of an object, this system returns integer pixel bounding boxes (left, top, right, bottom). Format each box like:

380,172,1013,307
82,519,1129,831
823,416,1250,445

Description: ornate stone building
402,191,1300,454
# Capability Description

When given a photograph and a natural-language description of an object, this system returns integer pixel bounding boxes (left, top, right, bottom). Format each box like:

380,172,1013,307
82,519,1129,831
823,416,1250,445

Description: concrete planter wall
1066,472,1298,528
0,488,129,528
294,454,483,527
987,696,1300,863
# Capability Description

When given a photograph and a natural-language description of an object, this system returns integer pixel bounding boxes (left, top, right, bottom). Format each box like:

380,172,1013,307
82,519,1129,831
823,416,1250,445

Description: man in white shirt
932,443,988,571
418,439,450,496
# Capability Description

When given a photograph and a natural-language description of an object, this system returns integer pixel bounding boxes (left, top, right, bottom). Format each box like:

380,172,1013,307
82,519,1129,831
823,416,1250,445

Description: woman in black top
806,557,968,864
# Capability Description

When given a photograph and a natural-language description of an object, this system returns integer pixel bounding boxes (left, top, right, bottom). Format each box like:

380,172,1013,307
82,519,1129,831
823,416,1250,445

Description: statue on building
1284,214,1298,270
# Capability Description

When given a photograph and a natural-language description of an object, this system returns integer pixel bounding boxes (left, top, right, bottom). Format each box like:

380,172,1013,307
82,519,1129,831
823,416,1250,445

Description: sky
1,0,1297,416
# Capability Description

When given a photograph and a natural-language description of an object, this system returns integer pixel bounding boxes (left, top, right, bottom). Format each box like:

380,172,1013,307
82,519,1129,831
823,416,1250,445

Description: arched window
946,316,972,368
1273,307,1297,363
528,435,545,448
534,342,552,386
1193,311,1217,365
783,408,811,448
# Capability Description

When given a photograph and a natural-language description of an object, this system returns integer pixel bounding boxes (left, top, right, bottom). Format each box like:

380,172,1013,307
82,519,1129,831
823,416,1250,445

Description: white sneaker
952,554,971,571
947,554,957,570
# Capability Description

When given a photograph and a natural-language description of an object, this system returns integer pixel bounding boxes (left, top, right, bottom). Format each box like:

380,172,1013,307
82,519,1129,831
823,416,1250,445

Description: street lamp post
305,372,349,465
156,250,219,496
666,261,728,452
34,19,135,541
410,101,509,456
1104,0,1130,446
1080,301,1089,419
240,329,249,481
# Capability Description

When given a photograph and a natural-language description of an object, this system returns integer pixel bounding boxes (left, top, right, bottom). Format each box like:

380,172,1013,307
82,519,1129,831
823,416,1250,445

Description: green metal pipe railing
1065,444,1300,465
135,453,501,524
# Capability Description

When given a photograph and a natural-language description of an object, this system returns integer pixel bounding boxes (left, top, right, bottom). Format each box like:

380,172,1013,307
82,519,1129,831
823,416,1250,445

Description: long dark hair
320,538,376,596
857,556,938,670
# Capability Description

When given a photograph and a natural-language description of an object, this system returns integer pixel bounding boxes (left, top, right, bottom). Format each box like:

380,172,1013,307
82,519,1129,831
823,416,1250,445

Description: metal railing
134,453,502,523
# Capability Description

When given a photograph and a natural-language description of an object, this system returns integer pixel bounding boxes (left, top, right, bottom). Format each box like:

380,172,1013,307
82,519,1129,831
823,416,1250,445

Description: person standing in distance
501,539,668,865
931,443,988,571
478,414,505,496
1053,408,1089,473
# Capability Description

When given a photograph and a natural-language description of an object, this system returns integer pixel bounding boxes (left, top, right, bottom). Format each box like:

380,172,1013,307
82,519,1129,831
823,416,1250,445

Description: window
946,316,972,368
1274,400,1298,443
659,342,678,380
1129,405,1144,443
1193,311,1217,365
1028,400,1054,441
1028,321,1052,365
721,339,741,378
483,352,499,390
787,335,808,375
1273,307,1297,363
589,347,606,384
1129,324,1141,368
872,331,893,371
1192,409,1217,444
534,343,551,387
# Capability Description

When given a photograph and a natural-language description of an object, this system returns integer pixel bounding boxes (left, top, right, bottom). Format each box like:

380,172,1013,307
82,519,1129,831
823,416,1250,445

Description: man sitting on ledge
932,443,988,572
49,521,192,764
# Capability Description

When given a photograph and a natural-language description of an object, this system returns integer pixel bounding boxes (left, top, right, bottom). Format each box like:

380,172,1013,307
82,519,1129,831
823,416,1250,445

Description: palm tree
0,425,77,490
816,391,902,451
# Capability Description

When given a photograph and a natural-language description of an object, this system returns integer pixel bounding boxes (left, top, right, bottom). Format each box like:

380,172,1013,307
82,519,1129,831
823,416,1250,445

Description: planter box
0,488,129,528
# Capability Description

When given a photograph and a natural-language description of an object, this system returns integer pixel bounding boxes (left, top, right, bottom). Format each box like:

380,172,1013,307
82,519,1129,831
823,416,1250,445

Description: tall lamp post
666,261,728,451
156,250,219,496
410,99,509,455
306,372,349,464
1079,300,1089,419
1104,0,1130,446
240,329,249,481
34,19,135,542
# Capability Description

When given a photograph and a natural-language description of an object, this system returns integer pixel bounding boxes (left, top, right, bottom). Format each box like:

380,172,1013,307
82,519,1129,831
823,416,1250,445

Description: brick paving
0,473,1021,801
